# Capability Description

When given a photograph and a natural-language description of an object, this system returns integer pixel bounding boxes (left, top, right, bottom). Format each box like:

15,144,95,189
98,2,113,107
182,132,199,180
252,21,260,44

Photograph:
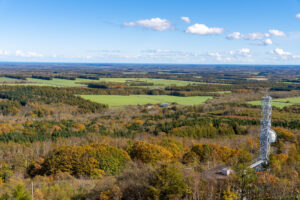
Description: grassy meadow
97,78,210,88
0,77,217,88
248,96,300,108
80,95,212,107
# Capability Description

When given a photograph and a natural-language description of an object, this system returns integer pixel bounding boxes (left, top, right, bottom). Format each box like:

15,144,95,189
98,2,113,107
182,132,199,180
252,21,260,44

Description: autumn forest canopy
0,63,299,200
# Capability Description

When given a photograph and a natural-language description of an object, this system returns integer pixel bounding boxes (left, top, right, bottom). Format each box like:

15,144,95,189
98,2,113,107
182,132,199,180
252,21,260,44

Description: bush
0,184,31,200
273,127,296,143
159,138,184,158
0,101,21,116
31,144,130,177
117,162,154,200
128,141,173,164
184,144,252,165
148,164,191,200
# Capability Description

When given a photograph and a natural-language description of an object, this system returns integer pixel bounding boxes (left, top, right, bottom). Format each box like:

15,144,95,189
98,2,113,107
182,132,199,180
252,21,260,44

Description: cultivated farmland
80,95,212,106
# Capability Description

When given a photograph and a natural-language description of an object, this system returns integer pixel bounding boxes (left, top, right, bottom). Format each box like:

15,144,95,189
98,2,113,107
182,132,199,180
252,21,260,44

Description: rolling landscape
0,0,300,199
0,64,299,200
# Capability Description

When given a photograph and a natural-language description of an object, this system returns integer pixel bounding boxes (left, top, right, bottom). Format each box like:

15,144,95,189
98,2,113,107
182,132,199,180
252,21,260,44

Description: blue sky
0,0,300,64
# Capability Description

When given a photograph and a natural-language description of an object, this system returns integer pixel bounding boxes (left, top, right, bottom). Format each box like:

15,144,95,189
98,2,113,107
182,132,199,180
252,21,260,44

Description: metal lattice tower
249,95,277,170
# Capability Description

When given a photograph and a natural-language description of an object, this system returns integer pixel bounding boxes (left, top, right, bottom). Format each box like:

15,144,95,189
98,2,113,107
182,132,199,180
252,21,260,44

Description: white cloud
0,50,10,56
15,50,44,58
270,48,291,56
208,48,252,62
238,48,251,55
292,55,300,59
186,24,225,35
230,48,251,57
264,38,273,45
226,32,242,40
296,13,300,18
181,16,191,23
270,48,300,60
226,30,285,45
123,18,172,31
243,32,265,40
227,30,285,41
268,29,285,37
264,33,270,37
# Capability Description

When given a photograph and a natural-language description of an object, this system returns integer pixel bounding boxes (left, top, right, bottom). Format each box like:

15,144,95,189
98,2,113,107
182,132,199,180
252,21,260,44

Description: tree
222,186,238,200
0,184,31,200
148,164,191,200
128,141,172,164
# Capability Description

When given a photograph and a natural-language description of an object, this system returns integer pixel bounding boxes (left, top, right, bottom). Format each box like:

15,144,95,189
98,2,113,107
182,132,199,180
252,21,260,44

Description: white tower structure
249,95,277,170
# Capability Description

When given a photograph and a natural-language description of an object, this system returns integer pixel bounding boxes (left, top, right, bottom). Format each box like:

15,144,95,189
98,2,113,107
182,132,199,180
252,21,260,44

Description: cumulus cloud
186,24,225,35
264,38,273,45
142,49,175,54
226,29,285,45
296,13,300,18
270,48,291,56
227,30,285,40
15,50,44,58
208,48,252,62
181,16,191,23
269,48,300,60
268,29,285,37
243,32,265,40
226,32,242,40
292,55,300,59
123,18,172,31
238,48,251,55
208,52,222,61
226,32,265,41
0,50,10,56
231,48,252,57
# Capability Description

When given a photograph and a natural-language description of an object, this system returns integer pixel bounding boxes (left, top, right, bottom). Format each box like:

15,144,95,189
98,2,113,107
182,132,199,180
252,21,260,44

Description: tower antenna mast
249,95,277,170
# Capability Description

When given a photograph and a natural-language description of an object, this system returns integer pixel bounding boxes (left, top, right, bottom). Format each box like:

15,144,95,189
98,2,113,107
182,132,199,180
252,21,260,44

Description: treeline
0,100,21,115
4,74,26,80
0,86,107,113
12,138,298,199
87,82,128,89
0,120,106,142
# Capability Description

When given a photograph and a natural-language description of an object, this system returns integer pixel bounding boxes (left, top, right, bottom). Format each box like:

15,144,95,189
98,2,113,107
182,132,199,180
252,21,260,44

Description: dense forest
0,64,299,200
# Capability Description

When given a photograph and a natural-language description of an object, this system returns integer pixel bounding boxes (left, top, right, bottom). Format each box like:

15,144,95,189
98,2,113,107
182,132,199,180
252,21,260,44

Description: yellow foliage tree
129,141,173,164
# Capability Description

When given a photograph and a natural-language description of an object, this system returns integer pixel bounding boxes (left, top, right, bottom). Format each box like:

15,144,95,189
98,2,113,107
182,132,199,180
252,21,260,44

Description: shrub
148,164,191,200
184,144,252,164
0,101,21,116
128,141,173,164
89,144,130,175
33,144,130,177
0,184,31,200
159,138,184,158
117,162,154,200
273,127,296,143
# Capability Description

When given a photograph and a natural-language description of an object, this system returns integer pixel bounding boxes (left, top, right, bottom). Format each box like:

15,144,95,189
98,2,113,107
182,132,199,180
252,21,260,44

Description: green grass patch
80,95,212,107
0,77,223,88
97,78,218,89
248,97,300,108
215,91,231,94
0,77,22,82
26,78,90,87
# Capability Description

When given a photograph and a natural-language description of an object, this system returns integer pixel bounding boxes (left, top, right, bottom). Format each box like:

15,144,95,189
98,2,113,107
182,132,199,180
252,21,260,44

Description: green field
0,77,93,87
0,77,217,88
215,91,231,94
97,78,210,88
26,78,89,87
80,95,212,107
0,77,22,82
248,97,300,108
